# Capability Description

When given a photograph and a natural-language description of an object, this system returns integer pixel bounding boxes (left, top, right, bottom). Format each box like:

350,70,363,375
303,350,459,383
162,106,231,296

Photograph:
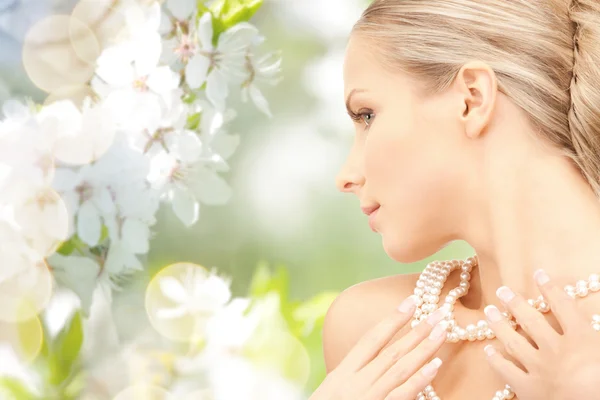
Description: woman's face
337,34,472,263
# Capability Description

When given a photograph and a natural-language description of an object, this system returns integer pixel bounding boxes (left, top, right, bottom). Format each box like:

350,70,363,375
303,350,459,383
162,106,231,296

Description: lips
361,204,380,216
360,204,380,232
368,208,379,232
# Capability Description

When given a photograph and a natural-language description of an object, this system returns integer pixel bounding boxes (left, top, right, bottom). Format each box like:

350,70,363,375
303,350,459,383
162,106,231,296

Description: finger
338,295,418,373
534,269,589,335
484,305,538,370
370,319,447,397
484,345,528,394
496,286,560,349
382,357,442,400
359,305,450,384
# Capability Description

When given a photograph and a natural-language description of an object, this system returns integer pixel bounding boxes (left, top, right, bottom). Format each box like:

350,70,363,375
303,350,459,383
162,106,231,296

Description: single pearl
576,280,589,296
466,324,477,335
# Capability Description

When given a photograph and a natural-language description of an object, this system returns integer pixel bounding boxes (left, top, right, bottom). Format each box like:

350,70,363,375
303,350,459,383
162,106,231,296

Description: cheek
364,124,440,200
364,122,459,221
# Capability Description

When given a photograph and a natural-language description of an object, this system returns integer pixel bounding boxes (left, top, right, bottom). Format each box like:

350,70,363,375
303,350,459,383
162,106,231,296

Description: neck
459,139,600,311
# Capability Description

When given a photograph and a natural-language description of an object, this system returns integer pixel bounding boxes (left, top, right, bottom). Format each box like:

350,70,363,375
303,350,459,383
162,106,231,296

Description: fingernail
484,344,496,357
484,305,503,322
534,269,550,286
422,357,443,378
496,286,515,303
426,304,450,326
429,321,448,341
397,295,417,313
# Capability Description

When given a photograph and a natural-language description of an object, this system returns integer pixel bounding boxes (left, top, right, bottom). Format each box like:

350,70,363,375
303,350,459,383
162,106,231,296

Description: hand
483,269,600,400
311,297,449,400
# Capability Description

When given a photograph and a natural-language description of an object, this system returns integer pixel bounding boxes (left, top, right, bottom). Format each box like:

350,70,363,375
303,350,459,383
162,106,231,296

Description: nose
335,160,365,194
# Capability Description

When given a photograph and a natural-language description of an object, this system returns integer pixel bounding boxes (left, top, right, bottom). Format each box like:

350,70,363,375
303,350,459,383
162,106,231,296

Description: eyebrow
345,88,367,115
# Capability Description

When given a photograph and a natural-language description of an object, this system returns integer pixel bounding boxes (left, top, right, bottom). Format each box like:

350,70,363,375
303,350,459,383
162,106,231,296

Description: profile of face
336,34,481,264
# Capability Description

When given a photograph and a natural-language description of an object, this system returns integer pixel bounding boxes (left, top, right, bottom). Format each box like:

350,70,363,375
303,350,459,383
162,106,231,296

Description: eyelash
349,109,375,128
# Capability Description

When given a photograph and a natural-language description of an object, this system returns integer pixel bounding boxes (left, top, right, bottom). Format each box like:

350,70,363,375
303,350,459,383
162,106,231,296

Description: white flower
12,186,69,257
52,165,116,247
157,266,231,321
241,47,283,118
36,97,116,165
149,149,232,226
92,38,180,134
185,13,259,110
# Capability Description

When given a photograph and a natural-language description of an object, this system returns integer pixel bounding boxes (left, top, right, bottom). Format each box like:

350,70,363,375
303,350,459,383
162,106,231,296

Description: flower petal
147,66,180,94
121,219,150,254
248,84,272,118
77,200,102,247
197,12,214,50
171,187,199,226
206,70,228,111
156,305,188,320
133,33,162,77
185,55,210,90
217,22,258,54
166,0,196,21
159,276,187,303
189,168,232,205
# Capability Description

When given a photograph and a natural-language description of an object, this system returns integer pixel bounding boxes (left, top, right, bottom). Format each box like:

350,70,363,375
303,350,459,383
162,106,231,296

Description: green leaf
0,377,38,400
210,0,263,36
99,225,109,242
186,112,202,131
55,235,87,256
248,261,289,299
48,311,83,387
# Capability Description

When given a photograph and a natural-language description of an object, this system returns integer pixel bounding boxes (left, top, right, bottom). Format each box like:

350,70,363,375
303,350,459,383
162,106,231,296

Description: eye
361,112,375,127
349,108,376,128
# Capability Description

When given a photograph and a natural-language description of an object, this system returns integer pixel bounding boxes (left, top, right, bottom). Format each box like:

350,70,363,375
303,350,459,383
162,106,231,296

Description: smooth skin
310,298,449,400
321,32,600,399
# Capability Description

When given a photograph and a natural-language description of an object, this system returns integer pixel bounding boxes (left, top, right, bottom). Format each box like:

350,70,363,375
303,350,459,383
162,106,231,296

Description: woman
312,0,600,399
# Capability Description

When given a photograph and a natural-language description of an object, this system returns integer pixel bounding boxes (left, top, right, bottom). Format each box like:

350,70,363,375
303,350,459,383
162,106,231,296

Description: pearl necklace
412,255,600,400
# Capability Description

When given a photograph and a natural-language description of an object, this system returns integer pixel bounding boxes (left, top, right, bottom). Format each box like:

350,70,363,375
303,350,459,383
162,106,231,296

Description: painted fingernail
534,269,550,286
397,295,417,313
422,357,443,378
429,321,448,341
484,344,496,357
426,304,451,326
484,305,503,322
496,286,515,303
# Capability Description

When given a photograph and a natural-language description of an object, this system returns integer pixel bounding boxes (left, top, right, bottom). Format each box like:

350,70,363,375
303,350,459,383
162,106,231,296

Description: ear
455,61,498,139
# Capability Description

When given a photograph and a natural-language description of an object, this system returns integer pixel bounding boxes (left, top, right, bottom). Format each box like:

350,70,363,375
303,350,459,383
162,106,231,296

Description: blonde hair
353,0,600,195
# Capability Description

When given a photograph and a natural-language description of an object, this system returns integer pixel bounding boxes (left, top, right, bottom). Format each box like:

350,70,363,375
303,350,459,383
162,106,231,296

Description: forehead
343,34,399,97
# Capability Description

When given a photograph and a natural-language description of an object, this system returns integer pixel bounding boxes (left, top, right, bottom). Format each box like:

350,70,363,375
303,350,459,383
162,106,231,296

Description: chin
381,231,443,264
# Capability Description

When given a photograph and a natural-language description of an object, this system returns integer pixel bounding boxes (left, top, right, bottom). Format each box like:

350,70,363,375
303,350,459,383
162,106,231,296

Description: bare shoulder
322,272,421,374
